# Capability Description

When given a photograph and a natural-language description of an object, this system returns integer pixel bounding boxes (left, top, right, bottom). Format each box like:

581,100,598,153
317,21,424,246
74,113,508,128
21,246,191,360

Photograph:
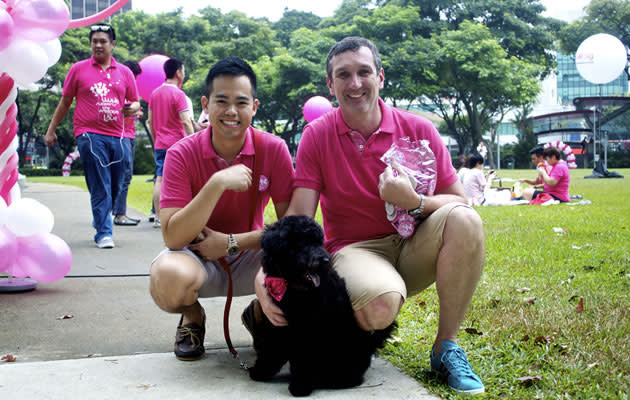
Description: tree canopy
17,0,567,169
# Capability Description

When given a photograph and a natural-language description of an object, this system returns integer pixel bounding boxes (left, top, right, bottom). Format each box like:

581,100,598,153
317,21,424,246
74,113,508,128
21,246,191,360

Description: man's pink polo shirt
160,125,295,234
62,56,138,138
149,83,189,150
295,98,457,254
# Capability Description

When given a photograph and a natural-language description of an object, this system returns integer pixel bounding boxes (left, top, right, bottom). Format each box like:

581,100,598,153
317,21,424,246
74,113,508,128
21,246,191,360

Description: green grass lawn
29,169,629,398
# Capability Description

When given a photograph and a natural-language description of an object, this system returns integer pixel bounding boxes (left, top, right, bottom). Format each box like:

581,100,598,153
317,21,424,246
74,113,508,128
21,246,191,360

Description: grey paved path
0,182,439,399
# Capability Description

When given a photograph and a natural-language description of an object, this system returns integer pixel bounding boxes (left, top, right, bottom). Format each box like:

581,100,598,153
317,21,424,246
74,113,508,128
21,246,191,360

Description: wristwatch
407,194,426,219
227,234,240,256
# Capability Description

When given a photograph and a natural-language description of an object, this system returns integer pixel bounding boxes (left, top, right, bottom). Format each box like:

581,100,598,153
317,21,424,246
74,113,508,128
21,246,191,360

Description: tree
415,22,542,155
558,0,630,53
253,29,333,155
274,9,322,48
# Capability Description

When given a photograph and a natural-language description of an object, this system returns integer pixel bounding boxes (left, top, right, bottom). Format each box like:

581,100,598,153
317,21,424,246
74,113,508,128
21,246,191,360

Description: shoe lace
441,347,475,378
176,326,202,348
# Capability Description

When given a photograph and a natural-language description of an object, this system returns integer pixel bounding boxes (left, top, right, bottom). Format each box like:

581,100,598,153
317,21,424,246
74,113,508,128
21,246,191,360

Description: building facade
556,52,628,105
71,0,132,20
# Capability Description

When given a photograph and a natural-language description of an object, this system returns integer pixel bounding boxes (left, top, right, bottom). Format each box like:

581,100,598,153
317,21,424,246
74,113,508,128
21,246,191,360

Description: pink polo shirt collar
199,125,256,163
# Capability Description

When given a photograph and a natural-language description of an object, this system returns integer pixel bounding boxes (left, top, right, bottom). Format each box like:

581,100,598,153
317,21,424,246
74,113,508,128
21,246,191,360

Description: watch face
227,246,240,256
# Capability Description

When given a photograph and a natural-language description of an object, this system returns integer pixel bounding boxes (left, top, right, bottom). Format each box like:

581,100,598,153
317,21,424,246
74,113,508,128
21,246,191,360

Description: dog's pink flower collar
265,277,287,302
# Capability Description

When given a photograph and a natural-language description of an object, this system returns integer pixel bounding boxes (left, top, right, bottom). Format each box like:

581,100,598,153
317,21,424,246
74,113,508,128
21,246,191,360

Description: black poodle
246,215,395,397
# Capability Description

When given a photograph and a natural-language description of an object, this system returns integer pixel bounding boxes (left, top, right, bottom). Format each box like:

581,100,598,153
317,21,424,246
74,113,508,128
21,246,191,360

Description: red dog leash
218,129,261,363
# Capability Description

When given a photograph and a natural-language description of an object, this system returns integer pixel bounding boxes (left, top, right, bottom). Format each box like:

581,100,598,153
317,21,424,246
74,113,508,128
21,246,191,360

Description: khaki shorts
331,202,470,310
152,247,262,298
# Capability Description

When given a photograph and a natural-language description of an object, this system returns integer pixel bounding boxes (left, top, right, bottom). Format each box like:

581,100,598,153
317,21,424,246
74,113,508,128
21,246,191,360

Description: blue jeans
77,133,125,242
112,138,134,215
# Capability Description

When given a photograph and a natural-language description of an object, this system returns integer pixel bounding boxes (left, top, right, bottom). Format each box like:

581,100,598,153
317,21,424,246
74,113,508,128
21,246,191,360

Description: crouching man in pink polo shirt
149,57,294,361
44,24,140,249
250,37,486,395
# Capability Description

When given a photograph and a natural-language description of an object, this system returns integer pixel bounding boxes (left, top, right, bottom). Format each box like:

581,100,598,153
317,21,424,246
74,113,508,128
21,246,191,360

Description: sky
132,0,591,23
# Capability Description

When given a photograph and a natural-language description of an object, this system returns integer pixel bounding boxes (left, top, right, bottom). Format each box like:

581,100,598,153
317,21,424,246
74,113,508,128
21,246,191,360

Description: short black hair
467,153,484,169
123,60,142,77
529,145,544,156
89,24,116,42
205,57,257,98
326,36,382,80
164,58,184,80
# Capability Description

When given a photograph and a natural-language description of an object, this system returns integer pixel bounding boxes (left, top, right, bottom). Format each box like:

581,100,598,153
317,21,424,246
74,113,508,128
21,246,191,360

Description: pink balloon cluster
303,96,334,123
0,0,69,86
0,198,72,282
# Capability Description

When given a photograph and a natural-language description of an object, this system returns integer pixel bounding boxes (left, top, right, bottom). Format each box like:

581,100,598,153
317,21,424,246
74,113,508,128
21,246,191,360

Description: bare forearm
46,97,72,136
162,176,226,249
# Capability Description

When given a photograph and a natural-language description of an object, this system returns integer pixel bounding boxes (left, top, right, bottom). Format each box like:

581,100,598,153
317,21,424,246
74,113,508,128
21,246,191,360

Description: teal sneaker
430,339,484,394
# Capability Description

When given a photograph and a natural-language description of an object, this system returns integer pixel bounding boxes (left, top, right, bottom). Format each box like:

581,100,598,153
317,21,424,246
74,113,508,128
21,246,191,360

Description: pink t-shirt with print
62,56,138,138
295,98,457,254
149,83,189,150
160,126,294,234
544,160,570,202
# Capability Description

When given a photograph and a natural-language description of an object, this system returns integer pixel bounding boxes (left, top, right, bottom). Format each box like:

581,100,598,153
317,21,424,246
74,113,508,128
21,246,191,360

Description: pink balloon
303,96,334,122
17,233,72,282
0,167,17,205
10,0,70,42
0,225,17,273
0,8,14,52
67,0,129,29
137,54,168,102
7,261,29,278
0,120,17,156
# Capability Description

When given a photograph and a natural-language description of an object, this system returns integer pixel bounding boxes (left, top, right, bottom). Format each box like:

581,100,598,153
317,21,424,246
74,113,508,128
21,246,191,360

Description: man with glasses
45,23,140,249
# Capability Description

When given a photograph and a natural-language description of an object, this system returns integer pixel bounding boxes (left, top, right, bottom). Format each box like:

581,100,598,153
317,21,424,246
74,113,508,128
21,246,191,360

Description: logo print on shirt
90,82,110,98
259,175,269,192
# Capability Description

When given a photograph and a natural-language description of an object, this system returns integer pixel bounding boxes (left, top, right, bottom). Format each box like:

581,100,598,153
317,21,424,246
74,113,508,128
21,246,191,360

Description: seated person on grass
462,153,496,206
521,146,570,203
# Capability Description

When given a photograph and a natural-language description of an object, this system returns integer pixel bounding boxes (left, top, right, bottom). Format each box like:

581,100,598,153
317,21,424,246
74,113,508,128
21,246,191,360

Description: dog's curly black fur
248,215,396,397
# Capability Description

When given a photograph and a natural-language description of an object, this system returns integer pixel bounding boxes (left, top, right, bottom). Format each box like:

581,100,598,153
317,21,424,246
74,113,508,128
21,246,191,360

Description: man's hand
378,161,420,210
188,227,227,261
213,164,253,192
44,130,57,147
254,268,287,326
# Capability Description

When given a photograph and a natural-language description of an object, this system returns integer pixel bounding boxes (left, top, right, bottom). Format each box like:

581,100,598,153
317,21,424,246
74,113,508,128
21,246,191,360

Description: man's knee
354,292,403,331
445,206,484,247
150,253,205,312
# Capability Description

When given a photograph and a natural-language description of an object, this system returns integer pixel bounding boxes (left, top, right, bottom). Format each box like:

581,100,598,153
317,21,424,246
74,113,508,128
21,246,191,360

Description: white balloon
0,85,17,117
38,38,62,67
0,135,18,170
1,39,49,86
3,198,54,237
576,33,628,85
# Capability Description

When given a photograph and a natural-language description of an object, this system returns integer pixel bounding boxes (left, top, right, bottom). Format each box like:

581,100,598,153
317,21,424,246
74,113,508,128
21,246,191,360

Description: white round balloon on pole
575,33,628,84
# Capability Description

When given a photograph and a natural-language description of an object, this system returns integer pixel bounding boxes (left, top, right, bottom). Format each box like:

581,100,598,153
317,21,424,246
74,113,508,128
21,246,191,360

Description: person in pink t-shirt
530,146,570,202
149,57,294,361
44,24,140,249
112,60,143,226
148,58,194,228
252,37,485,394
